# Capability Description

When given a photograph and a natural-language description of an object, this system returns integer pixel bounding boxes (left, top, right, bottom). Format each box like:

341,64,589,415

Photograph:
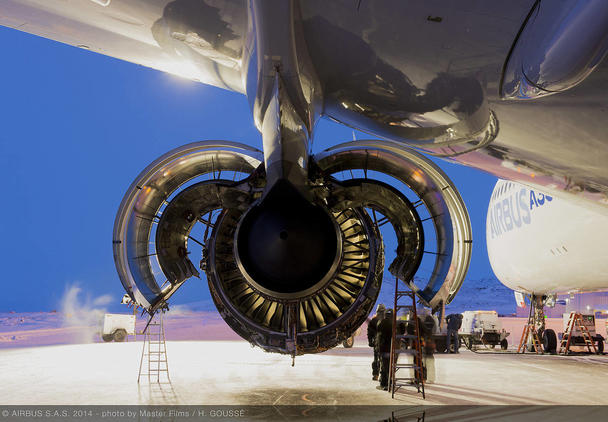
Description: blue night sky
0,25,499,312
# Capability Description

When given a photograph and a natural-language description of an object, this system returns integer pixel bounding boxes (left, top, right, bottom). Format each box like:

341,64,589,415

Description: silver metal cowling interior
314,140,473,308
112,141,263,309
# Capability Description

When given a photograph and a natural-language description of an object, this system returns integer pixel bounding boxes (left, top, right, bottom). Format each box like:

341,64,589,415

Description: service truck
100,313,136,342
459,310,509,350
395,309,509,353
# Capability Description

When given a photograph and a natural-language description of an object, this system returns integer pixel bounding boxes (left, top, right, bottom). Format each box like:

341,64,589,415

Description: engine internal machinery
113,140,472,355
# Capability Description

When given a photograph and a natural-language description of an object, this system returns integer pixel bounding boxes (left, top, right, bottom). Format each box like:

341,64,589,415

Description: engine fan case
206,205,384,355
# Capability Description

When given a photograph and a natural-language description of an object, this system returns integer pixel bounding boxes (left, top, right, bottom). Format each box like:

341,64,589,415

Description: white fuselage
486,180,608,295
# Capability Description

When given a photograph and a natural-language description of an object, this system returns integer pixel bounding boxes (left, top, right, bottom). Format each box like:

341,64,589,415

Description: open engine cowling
113,140,471,355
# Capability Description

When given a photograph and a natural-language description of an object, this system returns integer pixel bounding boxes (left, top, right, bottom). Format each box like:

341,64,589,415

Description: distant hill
168,274,516,317
375,274,515,316
444,277,515,315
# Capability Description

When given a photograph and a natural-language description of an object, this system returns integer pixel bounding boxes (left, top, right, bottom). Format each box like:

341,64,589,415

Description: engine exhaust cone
235,180,339,296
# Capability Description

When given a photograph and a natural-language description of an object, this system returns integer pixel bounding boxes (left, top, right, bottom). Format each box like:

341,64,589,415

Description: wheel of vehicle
436,337,447,353
542,329,557,354
113,329,127,342
422,316,435,337
342,336,355,348
101,334,113,342
500,338,508,350
463,337,472,350
596,339,604,354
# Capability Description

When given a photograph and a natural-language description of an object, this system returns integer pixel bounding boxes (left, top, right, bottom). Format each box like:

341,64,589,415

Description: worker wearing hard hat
367,303,386,381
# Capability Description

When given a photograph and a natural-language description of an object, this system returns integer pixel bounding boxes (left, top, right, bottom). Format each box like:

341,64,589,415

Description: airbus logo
488,188,552,239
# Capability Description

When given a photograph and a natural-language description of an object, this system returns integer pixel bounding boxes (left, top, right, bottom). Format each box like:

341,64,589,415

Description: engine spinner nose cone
235,180,340,298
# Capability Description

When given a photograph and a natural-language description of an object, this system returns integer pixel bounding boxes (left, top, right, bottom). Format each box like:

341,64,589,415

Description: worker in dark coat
375,308,394,390
367,304,386,380
446,313,463,353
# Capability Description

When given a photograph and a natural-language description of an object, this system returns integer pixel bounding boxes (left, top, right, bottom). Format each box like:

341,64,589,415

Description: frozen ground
2,311,608,419
1,341,608,408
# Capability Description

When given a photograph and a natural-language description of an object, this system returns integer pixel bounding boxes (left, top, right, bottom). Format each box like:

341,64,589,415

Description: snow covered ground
2,304,608,409
2,341,608,407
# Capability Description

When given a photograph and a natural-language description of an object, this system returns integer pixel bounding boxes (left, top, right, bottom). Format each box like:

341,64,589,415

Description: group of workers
367,303,464,391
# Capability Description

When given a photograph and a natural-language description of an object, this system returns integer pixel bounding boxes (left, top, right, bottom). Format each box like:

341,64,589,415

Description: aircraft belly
451,60,608,207
300,0,530,139
299,0,608,207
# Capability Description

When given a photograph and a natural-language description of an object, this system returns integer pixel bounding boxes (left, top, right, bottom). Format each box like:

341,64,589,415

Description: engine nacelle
113,140,471,354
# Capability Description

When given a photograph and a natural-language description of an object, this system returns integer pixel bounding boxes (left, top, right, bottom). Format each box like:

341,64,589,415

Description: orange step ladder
559,312,597,355
517,324,543,354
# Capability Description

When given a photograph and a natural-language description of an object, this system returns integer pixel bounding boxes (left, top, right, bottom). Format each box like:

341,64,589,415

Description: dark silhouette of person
375,308,394,390
367,304,386,380
446,313,463,353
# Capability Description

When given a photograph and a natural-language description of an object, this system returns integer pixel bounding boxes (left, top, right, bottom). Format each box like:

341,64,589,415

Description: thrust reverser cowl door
155,180,255,286
112,141,264,310
315,140,473,309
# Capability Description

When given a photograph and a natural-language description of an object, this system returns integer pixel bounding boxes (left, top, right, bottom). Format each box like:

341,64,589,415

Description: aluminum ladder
138,312,171,383
389,276,425,399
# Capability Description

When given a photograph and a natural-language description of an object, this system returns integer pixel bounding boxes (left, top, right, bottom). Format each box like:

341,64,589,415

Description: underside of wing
0,0,248,92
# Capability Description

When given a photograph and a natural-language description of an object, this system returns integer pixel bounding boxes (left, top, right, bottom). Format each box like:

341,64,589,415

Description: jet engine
113,140,471,355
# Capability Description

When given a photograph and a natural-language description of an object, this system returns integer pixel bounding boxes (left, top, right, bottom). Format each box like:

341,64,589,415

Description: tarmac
1,340,608,411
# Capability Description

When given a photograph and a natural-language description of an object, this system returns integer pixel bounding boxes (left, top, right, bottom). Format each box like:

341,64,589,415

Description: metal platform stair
389,277,425,399
138,312,171,384
559,312,597,355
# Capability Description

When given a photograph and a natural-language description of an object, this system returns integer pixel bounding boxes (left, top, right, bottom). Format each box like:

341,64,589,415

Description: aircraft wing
0,0,247,92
